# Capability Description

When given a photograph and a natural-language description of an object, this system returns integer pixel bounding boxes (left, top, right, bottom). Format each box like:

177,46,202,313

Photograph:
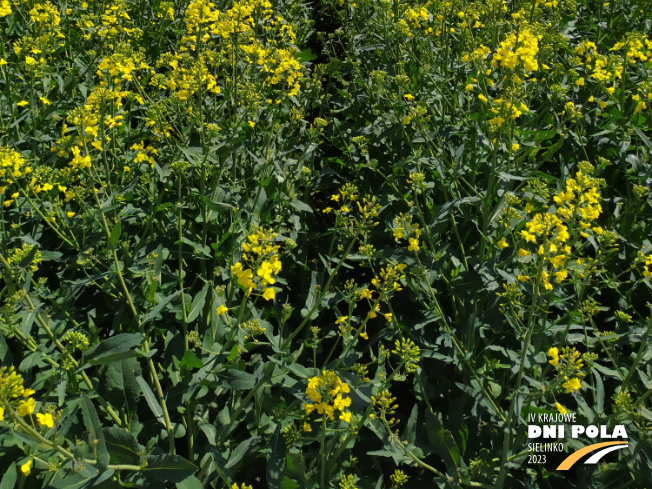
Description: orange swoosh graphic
557,441,628,470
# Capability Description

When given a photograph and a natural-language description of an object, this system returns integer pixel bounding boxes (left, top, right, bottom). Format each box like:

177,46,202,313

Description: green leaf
225,436,261,469
178,237,211,258
107,221,121,250
104,426,143,466
285,450,306,483
289,198,312,213
186,284,209,324
84,333,143,366
80,393,110,471
181,350,203,369
102,358,142,412
20,309,38,337
17,245,38,270
279,477,300,489
142,455,197,483
141,290,182,328
292,49,317,62
266,424,284,489
217,369,257,390
176,476,203,489
405,404,418,445
135,376,166,426
424,410,461,470
593,367,605,416
0,462,17,489
0,335,13,365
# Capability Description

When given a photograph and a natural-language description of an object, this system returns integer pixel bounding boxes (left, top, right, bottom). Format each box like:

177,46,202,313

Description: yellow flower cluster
553,171,602,235
504,169,604,291
397,6,432,37
547,347,585,394
76,0,142,42
0,367,39,421
323,183,380,237
303,370,353,423
371,263,407,296
0,0,11,17
392,213,421,252
574,40,623,82
610,32,652,64
491,28,540,72
0,147,32,206
6,244,43,273
641,253,652,278
230,227,281,300
150,51,220,101
174,0,303,98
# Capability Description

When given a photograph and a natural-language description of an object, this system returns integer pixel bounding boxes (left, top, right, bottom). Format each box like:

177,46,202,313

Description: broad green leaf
292,49,317,62
84,333,143,366
186,284,209,324
176,476,203,489
224,436,261,469
102,358,142,411
80,393,110,471
107,221,121,250
181,350,203,369
135,376,166,426
0,462,16,489
424,410,461,470
141,290,182,328
405,404,418,445
217,369,257,390
266,424,284,489
142,455,197,483
104,426,143,466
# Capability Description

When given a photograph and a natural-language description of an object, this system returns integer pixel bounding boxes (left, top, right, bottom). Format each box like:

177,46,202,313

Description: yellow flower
262,287,276,301
39,97,49,105
478,94,488,102
303,422,312,432
359,288,373,300
17,397,36,416
518,248,531,257
339,411,352,423
555,402,567,415
511,143,520,151
0,406,4,421
216,305,228,315
66,212,76,218
335,316,348,324
497,237,509,249
20,460,32,476
384,313,393,322
402,115,412,125
407,237,420,252
465,84,474,92
547,347,559,366
563,377,581,393
36,412,54,428
404,94,414,101
17,100,29,107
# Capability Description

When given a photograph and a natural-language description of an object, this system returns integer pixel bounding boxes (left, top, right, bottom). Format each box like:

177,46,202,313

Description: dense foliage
1,0,651,487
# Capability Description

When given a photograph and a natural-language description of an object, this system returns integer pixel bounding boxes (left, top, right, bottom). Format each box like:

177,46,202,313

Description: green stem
495,275,541,488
